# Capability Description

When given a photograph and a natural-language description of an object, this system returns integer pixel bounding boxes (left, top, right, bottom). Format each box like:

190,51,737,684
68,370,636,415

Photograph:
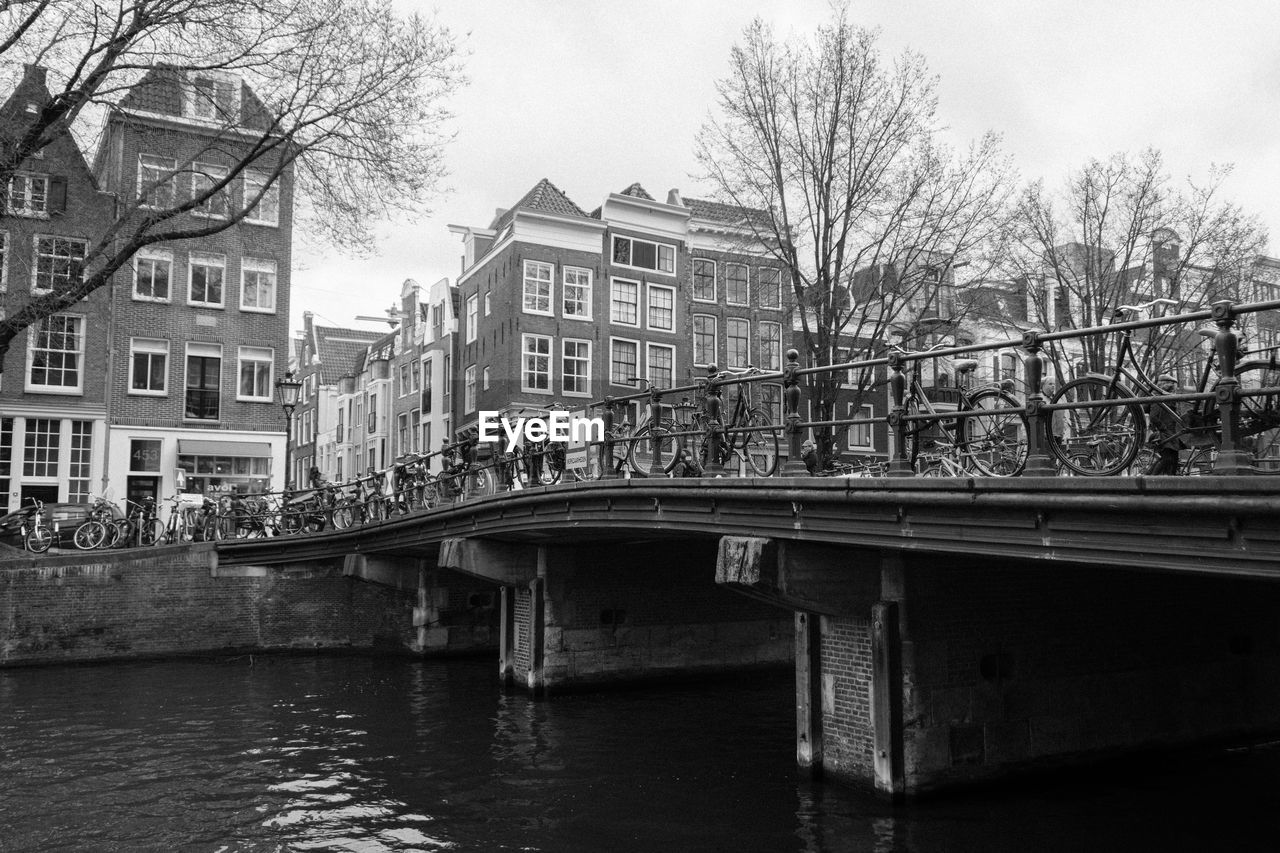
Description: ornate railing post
649,386,665,474
1210,300,1254,475
1020,331,1057,475
598,398,618,480
703,365,726,476
782,348,808,475
886,351,914,477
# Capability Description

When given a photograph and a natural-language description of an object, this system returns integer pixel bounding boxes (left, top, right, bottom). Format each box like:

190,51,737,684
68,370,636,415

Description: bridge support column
498,585,515,689
795,611,823,774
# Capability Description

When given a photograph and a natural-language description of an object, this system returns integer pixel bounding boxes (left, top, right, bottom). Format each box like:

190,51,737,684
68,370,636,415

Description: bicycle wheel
74,520,106,550
470,467,494,496
100,519,121,548
538,449,564,486
280,508,305,535
627,423,676,477
138,518,163,546
960,389,1028,477
1237,362,1280,472
112,519,135,549
738,409,780,477
26,524,53,553
1184,445,1217,475
899,397,948,472
1047,377,1144,476
364,497,386,523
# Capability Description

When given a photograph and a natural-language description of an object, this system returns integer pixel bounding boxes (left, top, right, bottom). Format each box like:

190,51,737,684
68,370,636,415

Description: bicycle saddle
954,359,978,374
1197,328,1217,339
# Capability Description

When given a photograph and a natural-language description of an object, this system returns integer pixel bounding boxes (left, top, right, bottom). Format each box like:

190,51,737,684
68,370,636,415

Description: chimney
667,188,683,206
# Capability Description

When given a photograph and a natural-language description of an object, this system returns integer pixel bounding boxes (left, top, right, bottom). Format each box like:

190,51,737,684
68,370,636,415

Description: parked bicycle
1047,298,1280,476
72,494,119,550
20,497,53,553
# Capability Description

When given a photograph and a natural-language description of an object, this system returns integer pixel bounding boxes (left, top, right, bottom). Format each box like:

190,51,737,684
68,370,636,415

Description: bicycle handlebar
1116,297,1179,317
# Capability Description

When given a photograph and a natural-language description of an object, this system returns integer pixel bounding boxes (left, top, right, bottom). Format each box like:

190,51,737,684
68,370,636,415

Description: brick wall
0,544,415,666
820,615,874,781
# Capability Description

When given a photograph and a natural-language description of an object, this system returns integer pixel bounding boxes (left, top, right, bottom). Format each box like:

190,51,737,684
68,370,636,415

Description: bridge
214,474,1280,798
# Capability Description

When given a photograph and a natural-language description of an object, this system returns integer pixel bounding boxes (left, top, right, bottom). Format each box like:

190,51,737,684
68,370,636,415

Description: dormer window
183,74,240,122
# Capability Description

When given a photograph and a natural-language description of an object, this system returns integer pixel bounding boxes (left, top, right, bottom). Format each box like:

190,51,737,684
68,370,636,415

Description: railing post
649,388,665,474
886,352,914,477
598,398,618,480
1020,331,1057,475
704,366,726,476
1210,300,1254,475
782,348,808,475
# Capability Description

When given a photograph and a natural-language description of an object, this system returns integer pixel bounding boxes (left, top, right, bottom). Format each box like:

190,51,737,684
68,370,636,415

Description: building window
522,334,551,393
693,315,717,366
27,314,83,392
398,362,410,397
23,418,59,477
647,284,675,331
465,293,478,343
612,235,675,274
760,268,782,309
848,403,875,450
726,318,750,369
398,412,410,456
243,170,279,226
726,264,749,305
241,257,277,312
138,154,177,209
33,235,86,293
647,343,675,388
129,338,169,395
184,74,239,121
0,419,10,514
6,172,48,217
69,421,92,503
610,278,639,326
432,303,443,339
0,231,8,290
192,163,229,219
761,383,783,426
421,359,432,413
237,346,274,400
484,290,492,316
482,366,490,390
611,339,638,386
189,253,225,306
133,248,172,301
185,343,222,420
464,364,477,413
693,258,716,302
410,408,421,453
410,359,420,393
563,267,592,319
523,260,553,315
759,321,782,371
443,354,451,399
563,339,591,396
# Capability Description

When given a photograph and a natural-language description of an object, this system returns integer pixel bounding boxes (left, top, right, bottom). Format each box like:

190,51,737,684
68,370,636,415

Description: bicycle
73,495,118,550
160,495,201,544
1046,298,1280,476
20,498,53,553
124,497,163,547
894,345,1029,476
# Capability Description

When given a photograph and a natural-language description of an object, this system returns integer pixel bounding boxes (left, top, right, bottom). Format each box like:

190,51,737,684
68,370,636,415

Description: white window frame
726,317,750,369
693,314,717,367
759,268,783,310
31,234,87,294
646,283,676,332
188,252,226,307
243,170,280,227
612,234,676,275
464,364,477,413
692,257,717,303
465,292,478,343
128,337,169,396
522,260,554,316
25,313,85,394
562,338,592,398
646,342,676,389
609,337,640,388
759,320,782,371
133,247,173,303
191,162,230,219
6,171,49,217
137,154,177,210
610,277,640,327
521,333,553,395
847,402,876,451
484,290,492,316
726,263,750,306
183,72,241,122
240,257,277,313
185,342,223,422
0,230,7,291
236,346,275,402
563,266,593,321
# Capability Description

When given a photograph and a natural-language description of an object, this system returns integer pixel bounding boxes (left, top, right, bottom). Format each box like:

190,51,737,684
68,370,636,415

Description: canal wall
0,544,421,666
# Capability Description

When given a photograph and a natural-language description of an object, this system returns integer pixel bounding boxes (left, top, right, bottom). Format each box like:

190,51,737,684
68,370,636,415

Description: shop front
176,439,273,496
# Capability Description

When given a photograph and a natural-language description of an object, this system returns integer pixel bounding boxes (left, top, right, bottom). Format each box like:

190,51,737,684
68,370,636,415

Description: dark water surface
2,656,1279,852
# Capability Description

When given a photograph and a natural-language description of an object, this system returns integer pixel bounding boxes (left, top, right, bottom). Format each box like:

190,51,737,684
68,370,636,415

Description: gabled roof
684,196,773,230
618,182,654,200
313,325,384,385
489,178,590,232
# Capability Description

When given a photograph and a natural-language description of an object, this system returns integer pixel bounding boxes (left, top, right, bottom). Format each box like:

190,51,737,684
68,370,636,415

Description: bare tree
996,149,1267,385
695,8,1013,462
0,0,462,372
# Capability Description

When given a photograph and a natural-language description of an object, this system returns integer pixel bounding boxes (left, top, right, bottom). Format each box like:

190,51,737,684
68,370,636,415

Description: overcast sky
290,0,1280,335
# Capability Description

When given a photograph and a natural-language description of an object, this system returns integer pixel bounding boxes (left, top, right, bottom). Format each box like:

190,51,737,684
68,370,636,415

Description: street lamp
275,370,303,490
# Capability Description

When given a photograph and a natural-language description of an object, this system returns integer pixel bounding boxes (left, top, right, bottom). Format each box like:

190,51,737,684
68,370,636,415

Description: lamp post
275,370,303,490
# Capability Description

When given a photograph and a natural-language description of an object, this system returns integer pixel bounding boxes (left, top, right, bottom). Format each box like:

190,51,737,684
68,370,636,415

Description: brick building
0,65,115,511
90,68,294,507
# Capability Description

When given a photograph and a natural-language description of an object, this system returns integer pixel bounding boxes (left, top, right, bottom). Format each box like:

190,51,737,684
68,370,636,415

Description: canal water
1,656,1277,852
